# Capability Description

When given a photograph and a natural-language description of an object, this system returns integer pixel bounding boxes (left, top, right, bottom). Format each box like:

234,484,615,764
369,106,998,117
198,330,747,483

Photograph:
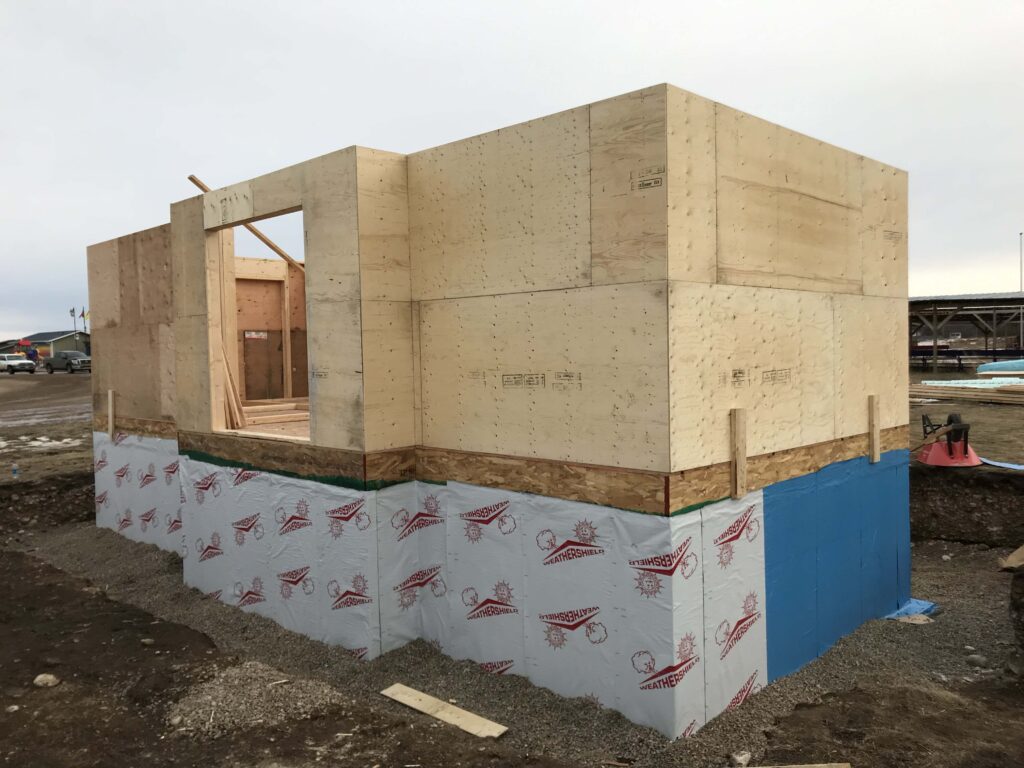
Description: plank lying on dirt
381,683,507,738
757,764,852,768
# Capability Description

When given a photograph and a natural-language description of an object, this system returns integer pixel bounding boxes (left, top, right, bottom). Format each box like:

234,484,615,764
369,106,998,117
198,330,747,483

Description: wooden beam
188,174,305,273
281,269,293,398
107,389,114,436
867,394,880,463
380,683,507,738
730,408,747,499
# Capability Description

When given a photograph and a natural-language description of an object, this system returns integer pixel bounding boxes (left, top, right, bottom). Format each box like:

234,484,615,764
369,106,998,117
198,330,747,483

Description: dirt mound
0,471,93,542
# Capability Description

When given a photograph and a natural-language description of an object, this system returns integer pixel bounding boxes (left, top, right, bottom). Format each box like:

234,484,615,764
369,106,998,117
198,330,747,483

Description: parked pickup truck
43,350,91,374
0,353,36,374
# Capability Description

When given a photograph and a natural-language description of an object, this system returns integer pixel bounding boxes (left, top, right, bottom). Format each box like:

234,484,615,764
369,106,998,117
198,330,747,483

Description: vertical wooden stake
107,389,115,436
868,394,880,463
730,408,747,499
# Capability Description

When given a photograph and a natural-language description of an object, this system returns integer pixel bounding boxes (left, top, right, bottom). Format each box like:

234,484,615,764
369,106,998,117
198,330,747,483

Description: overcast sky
2,1,1022,339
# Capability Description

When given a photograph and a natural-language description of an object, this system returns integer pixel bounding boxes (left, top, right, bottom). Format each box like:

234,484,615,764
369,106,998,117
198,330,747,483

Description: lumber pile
909,384,1024,405
241,398,310,426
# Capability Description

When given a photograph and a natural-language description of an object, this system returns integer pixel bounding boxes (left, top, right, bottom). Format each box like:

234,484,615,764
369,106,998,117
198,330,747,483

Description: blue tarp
885,597,938,618
763,449,910,682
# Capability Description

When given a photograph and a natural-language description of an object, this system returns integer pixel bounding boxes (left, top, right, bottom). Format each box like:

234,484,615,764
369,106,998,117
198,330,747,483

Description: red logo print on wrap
278,565,315,598
114,463,131,488
328,573,372,609
727,670,762,710
715,592,762,660
682,720,698,738
136,463,156,489
325,499,371,539
631,632,701,690
630,536,699,598
539,606,607,649
112,432,129,446
234,577,265,607
393,565,446,611
480,660,514,675
344,647,368,661
232,513,265,545
195,532,224,561
536,519,605,565
460,499,516,543
276,499,313,534
231,468,260,486
116,509,133,532
165,511,183,535
193,472,221,504
462,581,518,619
713,504,760,568
162,460,179,485
94,450,108,472
206,589,222,601
95,490,109,509
139,508,157,531
392,493,443,541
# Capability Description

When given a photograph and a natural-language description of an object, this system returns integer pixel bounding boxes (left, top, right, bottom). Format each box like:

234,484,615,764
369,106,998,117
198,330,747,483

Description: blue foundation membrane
763,449,910,681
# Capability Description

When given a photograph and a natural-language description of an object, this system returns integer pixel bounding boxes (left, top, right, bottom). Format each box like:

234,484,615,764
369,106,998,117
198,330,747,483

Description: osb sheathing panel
665,86,717,284
590,85,668,285
669,281,836,471
408,106,591,301
419,281,669,471
86,224,176,424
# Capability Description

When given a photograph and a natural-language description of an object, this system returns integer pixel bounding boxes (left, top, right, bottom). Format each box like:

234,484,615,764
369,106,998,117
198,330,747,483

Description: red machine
918,414,981,467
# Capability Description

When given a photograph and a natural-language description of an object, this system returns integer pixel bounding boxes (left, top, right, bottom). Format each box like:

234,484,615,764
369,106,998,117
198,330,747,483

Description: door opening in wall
228,210,310,441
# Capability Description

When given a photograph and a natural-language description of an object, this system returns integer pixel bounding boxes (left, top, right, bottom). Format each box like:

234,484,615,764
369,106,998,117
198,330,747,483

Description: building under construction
87,84,910,738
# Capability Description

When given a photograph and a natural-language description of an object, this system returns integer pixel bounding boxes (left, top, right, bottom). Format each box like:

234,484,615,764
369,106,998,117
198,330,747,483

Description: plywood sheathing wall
180,84,906,492
87,224,176,424
200,149,365,450
356,148,416,453
665,85,909,471
171,198,236,433
408,87,676,472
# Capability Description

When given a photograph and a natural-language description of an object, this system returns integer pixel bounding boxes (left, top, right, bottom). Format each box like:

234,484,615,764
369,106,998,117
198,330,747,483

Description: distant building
0,330,90,357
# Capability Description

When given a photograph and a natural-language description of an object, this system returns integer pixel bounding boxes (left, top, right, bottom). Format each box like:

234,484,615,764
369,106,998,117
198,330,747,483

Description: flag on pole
79,308,85,319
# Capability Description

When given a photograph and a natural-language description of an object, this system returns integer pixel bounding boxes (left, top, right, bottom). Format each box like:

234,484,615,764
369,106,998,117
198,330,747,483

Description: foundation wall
91,428,910,739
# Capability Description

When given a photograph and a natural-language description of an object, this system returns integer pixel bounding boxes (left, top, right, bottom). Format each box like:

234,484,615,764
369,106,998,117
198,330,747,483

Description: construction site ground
1,374,1022,767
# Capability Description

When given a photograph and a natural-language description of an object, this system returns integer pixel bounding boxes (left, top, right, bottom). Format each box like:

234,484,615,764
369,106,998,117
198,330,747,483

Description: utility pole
1019,232,1022,351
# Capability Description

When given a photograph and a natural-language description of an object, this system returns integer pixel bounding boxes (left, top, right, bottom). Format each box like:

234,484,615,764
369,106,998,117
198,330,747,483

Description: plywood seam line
414,278,671,305
587,103,594,288
353,150,366,450
712,102,719,280
187,175,305,273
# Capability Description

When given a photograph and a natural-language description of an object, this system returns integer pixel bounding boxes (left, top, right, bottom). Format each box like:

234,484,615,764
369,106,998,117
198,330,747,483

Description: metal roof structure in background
910,291,1024,305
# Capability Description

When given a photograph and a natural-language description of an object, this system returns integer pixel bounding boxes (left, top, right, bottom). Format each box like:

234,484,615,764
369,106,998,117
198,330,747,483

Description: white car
1,353,36,374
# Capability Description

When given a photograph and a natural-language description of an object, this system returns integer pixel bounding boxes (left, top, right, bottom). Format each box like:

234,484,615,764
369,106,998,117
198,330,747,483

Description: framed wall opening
226,210,310,441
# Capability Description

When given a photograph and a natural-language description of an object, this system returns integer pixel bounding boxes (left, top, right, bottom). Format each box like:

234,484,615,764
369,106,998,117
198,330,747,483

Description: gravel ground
20,523,1019,767
168,660,347,739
